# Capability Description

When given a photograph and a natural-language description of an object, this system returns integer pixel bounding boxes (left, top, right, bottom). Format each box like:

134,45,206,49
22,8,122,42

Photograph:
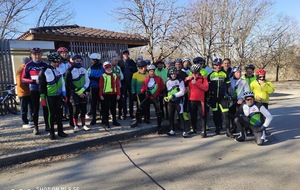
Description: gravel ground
0,81,298,158
0,112,157,157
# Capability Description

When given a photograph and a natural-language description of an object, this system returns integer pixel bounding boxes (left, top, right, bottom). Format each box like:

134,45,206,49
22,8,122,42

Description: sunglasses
245,98,253,101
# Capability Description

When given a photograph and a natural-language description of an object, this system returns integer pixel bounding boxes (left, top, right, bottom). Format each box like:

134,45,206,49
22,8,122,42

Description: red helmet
57,47,68,53
255,68,266,76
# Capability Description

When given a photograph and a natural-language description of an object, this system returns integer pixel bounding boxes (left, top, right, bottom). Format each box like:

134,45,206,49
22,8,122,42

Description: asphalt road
0,83,300,190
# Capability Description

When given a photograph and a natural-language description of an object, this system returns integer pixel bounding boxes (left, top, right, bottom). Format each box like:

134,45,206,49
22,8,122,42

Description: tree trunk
276,64,279,81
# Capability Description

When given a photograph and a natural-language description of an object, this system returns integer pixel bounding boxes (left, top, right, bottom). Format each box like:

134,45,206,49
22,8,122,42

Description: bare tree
0,0,37,39
114,0,186,62
35,0,75,27
181,0,272,66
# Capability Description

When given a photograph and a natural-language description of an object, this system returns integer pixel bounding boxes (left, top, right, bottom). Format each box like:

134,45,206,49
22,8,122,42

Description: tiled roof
17,24,148,43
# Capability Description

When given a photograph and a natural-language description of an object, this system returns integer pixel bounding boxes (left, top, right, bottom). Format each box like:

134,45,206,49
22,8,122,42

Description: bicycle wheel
4,96,19,114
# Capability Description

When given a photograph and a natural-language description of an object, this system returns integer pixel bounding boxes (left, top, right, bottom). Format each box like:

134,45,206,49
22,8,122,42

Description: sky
65,0,300,33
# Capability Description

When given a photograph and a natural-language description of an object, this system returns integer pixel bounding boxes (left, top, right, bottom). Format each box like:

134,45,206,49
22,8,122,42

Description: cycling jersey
39,65,66,96
22,60,48,91
141,75,164,99
250,79,274,104
87,63,104,88
131,71,149,94
238,102,273,128
229,77,249,101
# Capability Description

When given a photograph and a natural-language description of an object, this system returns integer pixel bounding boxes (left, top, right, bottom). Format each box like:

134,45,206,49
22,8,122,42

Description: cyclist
242,64,256,86
130,64,164,131
207,58,232,137
229,66,250,133
57,47,73,122
193,56,210,132
182,58,191,75
222,58,232,79
65,54,90,132
16,57,33,128
155,59,168,119
185,64,209,137
21,48,48,135
250,68,275,109
87,53,104,125
164,66,187,137
234,91,273,146
111,56,124,120
118,49,137,120
131,60,149,125
174,58,189,121
99,61,121,128
39,52,68,140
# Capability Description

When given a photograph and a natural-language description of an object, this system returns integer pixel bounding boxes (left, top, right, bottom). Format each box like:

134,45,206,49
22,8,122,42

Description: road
0,83,300,190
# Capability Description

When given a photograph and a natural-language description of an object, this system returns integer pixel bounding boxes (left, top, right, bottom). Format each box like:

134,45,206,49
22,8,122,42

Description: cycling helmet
190,64,201,73
232,66,242,73
137,60,147,68
89,53,101,60
245,64,255,70
182,58,191,63
137,55,143,60
103,61,112,69
165,58,173,65
145,59,151,65
47,52,60,63
255,68,266,76
168,66,177,75
30,47,42,54
213,58,223,65
193,57,206,64
155,58,164,65
122,49,129,54
243,91,254,99
57,47,68,53
72,54,83,60
174,58,182,64
147,64,156,71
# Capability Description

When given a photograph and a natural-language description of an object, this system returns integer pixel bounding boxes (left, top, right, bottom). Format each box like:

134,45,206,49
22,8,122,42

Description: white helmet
147,64,156,71
89,53,101,60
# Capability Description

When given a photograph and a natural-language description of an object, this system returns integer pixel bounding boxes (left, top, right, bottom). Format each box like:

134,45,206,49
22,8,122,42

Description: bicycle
0,84,19,115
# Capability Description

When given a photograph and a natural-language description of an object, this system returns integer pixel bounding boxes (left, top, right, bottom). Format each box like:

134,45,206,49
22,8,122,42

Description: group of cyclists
16,47,275,145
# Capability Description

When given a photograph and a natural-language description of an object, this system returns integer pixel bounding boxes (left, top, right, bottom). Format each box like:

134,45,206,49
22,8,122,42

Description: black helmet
122,49,129,55
168,66,177,75
47,52,60,63
193,57,206,65
245,64,255,70
190,64,201,73
213,58,223,65
137,60,147,68
72,54,83,60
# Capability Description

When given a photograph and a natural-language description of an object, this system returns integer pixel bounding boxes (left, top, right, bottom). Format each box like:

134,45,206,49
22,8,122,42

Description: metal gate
69,42,128,68
0,39,17,115
0,39,14,91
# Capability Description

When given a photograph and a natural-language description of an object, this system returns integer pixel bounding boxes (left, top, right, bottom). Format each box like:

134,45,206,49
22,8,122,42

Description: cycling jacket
22,60,48,91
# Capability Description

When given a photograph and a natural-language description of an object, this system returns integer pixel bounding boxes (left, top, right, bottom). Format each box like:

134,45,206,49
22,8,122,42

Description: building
0,24,149,91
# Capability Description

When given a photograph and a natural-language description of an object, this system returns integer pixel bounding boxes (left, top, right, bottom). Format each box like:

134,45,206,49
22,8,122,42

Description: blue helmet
72,54,83,60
